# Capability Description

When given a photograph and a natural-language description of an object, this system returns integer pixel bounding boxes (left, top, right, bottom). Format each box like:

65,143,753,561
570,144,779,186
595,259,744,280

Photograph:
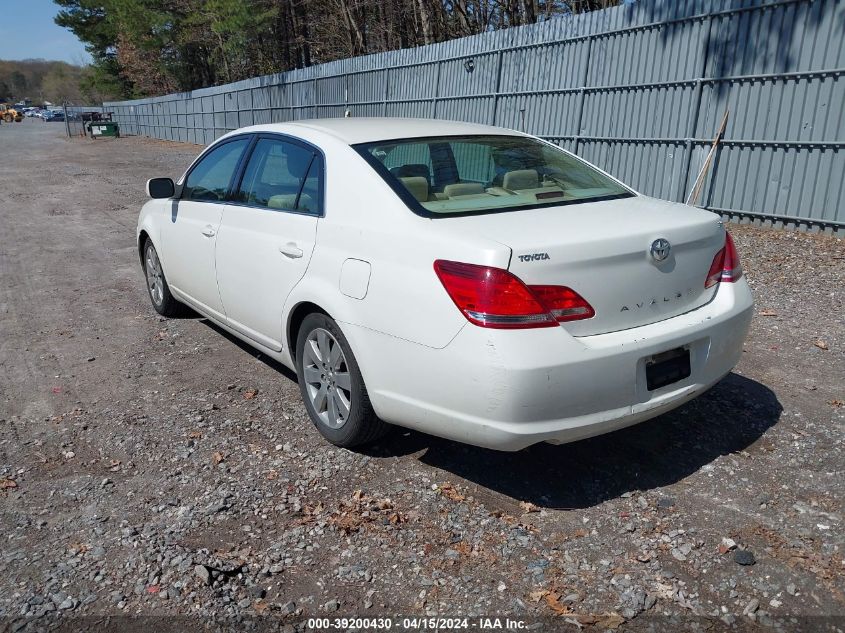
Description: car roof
236,117,527,145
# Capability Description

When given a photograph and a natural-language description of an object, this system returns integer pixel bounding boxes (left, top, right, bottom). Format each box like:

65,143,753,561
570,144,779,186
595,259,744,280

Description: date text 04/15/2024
305,617,529,630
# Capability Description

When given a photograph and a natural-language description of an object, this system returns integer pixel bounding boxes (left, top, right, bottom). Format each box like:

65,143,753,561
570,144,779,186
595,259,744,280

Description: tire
295,313,388,448
142,239,183,317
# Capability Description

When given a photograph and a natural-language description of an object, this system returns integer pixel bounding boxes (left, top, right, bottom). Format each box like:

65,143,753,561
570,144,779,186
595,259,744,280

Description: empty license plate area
645,347,691,391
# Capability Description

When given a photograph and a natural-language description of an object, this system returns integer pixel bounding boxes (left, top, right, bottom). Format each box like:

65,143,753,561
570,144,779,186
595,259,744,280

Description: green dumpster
89,121,120,138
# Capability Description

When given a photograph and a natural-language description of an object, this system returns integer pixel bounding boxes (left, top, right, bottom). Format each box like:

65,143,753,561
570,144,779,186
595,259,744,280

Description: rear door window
236,138,320,213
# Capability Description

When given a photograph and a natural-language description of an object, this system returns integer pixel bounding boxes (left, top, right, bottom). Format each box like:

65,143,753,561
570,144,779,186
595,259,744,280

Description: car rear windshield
354,134,633,216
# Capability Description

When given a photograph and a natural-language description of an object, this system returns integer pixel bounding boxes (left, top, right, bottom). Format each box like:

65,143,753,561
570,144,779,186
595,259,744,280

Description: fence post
490,50,504,126
313,77,319,118
382,68,390,116
678,14,714,203
432,60,442,118
572,37,593,155
62,103,71,138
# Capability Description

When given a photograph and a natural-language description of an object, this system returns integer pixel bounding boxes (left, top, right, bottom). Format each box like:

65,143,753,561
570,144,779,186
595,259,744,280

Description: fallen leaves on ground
535,590,625,628
328,491,406,535
212,451,225,465
302,501,325,517
519,500,540,513
243,389,258,400
489,509,539,532
759,309,778,316
588,614,626,629
437,482,465,502
814,339,829,350
528,589,549,603
0,478,17,490
543,591,571,615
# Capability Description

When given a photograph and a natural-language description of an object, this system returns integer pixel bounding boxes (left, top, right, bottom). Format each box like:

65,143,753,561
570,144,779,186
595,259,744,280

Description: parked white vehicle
137,118,753,450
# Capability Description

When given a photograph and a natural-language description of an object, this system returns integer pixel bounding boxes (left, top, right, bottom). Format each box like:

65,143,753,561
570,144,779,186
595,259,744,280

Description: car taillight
529,285,596,322
705,231,743,288
433,260,594,329
721,231,742,282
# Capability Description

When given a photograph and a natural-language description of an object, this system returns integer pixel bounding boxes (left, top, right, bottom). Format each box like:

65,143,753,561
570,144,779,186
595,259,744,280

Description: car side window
297,156,322,214
236,138,320,213
182,137,250,202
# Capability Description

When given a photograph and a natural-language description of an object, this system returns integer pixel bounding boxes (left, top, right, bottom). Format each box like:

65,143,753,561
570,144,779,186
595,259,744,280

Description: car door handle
201,225,216,237
278,243,304,258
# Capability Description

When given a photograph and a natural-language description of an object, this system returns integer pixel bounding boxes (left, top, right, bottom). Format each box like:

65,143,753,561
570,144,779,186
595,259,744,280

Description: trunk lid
444,195,725,336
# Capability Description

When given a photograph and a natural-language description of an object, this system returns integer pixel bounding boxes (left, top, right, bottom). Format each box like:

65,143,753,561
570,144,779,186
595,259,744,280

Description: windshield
354,135,633,216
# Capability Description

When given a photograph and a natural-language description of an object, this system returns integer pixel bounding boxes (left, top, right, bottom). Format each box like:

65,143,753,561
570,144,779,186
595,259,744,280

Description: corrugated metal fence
105,0,845,232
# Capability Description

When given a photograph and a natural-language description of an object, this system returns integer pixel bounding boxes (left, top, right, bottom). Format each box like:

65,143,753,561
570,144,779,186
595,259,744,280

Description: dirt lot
1,121,843,632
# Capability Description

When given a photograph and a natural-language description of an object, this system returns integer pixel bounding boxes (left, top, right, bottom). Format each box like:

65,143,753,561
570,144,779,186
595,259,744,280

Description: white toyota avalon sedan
137,118,753,451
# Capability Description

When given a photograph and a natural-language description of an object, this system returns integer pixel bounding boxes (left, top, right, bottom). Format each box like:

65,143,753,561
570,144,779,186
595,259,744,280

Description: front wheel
143,240,182,317
295,313,388,448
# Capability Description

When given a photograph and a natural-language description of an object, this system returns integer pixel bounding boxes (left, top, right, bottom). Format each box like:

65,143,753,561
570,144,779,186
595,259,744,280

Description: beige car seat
443,182,485,198
399,176,430,202
268,193,315,212
503,169,540,190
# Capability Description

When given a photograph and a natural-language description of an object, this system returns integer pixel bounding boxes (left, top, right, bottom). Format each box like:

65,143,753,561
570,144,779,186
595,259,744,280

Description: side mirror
146,177,175,199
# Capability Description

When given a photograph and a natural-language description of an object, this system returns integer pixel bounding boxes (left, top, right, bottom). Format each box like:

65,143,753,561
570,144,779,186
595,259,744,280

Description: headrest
443,182,485,197
390,163,431,182
503,169,539,190
267,193,315,212
267,194,297,210
399,176,429,202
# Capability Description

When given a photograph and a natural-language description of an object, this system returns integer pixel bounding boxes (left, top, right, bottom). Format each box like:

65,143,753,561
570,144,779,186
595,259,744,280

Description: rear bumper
342,279,754,451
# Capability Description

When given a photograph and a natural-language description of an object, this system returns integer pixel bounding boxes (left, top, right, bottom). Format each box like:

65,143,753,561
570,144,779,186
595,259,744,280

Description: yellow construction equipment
0,104,23,123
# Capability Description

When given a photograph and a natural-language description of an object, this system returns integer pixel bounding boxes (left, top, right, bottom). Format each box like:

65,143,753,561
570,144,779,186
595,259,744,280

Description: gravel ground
1,122,843,632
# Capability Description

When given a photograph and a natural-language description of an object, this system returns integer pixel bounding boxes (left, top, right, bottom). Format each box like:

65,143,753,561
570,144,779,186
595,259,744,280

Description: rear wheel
143,240,182,317
295,313,388,448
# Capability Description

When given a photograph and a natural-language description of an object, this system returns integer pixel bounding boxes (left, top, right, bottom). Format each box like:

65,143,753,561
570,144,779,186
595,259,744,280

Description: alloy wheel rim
303,328,352,429
145,246,164,306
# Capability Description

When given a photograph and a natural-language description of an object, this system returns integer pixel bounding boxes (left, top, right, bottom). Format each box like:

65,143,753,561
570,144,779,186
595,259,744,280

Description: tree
11,71,28,95
0,59,97,104
41,65,84,102
52,0,624,98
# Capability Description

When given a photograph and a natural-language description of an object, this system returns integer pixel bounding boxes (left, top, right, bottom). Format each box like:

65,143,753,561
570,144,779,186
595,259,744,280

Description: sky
0,1,91,65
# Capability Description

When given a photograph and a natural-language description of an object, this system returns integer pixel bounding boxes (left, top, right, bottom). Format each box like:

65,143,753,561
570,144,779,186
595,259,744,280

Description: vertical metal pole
432,61,442,119
62,103,71,138
679,14,714,203
490,50,504,126
250,89,255,135
313,77,318,119
572,37,593,155
382,68,390,117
